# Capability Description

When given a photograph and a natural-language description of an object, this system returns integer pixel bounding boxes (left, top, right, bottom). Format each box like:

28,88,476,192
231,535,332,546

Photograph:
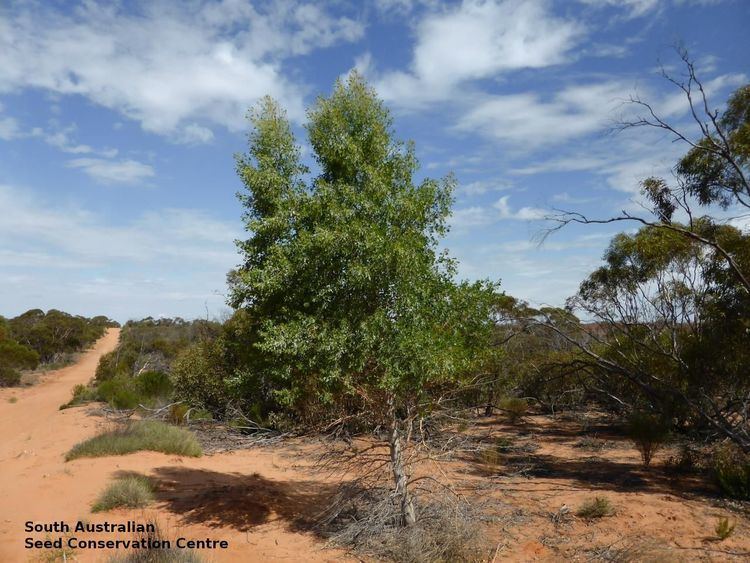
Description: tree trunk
388,405,416,526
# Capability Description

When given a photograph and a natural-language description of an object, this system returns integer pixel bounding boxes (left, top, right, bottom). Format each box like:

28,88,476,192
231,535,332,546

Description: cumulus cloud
457,81,627,148
0,183,242,319
494,196,546,220
371,0,584,107
0,1,364,139
66,158,155,185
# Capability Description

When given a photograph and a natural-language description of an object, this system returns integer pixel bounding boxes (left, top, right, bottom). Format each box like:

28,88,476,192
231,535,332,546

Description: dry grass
92,475,154,512
319,484,489,563
576,497,615,520
66,421,202,461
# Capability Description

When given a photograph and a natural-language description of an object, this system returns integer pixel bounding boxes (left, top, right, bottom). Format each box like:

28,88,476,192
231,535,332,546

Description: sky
0,0,748,322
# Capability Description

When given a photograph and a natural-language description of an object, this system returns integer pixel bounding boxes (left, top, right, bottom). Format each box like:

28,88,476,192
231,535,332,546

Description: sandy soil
449,413,750,562
0,330,349,563
1,330,748,562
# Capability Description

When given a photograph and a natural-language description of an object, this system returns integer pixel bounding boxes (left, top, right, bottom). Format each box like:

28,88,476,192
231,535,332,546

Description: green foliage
0,319,39,386
95,317,219,382
92,475,154,512
715,517,736,541
65,421,202,460
167,403,190,425
135,370,173,398
59,384,99,409
97,377,142,409
499,397,528,422
229,72,497,426
576,497,614,519
170,340,232,414
712,443,750,500
7,309,116,364
627,412,670,467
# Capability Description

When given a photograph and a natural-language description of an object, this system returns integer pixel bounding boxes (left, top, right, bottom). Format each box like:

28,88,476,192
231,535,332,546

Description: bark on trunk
388,407,416,526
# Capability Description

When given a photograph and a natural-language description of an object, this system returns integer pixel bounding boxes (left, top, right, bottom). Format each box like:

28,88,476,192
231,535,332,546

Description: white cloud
457,81,627,148
66,158,155,185
494,196,547,220
450,206,495,231
178,123,215,144
0,1,364,138
371,0,584,107
578,0,661,19
458,180,514,197
0,183,242,319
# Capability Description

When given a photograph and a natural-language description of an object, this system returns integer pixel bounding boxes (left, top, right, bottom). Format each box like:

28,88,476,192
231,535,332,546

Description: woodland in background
0,309,118,386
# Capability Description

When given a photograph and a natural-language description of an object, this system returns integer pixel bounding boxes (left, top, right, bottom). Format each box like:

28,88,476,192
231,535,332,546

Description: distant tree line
0,309,118,386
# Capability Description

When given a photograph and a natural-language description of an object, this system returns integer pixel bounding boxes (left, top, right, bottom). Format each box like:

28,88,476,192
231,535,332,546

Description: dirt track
0,330,346,562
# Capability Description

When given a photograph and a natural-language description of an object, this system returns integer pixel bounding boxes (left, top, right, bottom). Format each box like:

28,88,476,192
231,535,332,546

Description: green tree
0,317,39,386
229,73,496,525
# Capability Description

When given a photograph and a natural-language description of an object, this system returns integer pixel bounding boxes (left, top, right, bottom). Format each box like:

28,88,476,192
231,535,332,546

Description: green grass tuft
92,475,154,512
66,420,202,461
576,497,615,519
715,517,736,541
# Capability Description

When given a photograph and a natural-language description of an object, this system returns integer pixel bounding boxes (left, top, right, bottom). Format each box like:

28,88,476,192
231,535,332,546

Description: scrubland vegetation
92,475,154,512
0,309,118,386
11,54,750,562
65,421,202,460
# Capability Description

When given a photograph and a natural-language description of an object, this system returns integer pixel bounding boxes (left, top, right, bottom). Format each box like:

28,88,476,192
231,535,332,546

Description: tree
229,73,496,525
546,53,750,449
0,317,39,386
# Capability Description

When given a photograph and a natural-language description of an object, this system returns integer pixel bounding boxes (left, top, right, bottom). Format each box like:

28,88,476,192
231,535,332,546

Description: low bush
576,497,614,519
499,397,528,422
170,341,231,414
322,487,488,563
0,366,22,386
66,421,202,461
92,475,154,512
627,412,670,467
60,384,99,409
135,370,172,398
715,517,735,541
712,442,750,500
167,403,189,425
97,377,141,409
664,443,699,475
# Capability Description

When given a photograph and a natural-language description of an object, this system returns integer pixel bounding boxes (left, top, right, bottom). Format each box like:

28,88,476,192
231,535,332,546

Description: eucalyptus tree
229,73,496,525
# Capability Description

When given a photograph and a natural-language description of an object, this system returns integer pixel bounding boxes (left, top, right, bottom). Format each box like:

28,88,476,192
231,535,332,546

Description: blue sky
0,0,748,322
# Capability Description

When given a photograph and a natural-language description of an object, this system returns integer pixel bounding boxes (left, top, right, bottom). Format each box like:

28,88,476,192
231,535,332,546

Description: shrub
0,366,22,386
97,377,141,409
170,341,231,413
66,421,202,461
576,497,614,519
167,404,189,425
664,443,698,475
60,384,99,409
322,489,487,563
712,443,750,500
627,412,670,467
499,397,528,422
135,370,173,398
92,475,154,512
715,517,735,541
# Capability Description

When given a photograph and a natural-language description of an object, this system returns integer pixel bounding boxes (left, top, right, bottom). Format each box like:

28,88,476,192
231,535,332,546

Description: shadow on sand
115,466,339,533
